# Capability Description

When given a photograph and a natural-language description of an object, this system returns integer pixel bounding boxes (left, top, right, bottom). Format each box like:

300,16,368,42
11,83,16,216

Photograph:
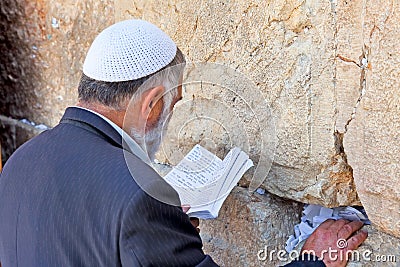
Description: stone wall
2,0,400,265
0,0,114,127
200,187,303,267
116,0,400,237
202,189,400,267
343,0,400,239
120,0,362,209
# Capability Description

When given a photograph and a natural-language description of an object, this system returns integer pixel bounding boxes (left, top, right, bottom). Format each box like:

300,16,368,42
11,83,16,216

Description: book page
220,150,253,194
164,145,223,206
209,150,254,215
164,144,253,219
188,152,254,218
206,148,240,205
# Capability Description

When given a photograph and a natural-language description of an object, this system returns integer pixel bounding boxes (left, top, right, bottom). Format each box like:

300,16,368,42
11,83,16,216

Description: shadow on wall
0,0,40,166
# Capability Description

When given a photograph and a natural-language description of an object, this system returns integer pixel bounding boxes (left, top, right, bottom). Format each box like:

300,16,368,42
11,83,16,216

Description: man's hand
181,205,200,233
301,219,368,267
190,217,200,233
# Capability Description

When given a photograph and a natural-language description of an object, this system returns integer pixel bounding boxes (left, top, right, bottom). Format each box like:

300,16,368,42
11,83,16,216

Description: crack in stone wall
342,46,369,134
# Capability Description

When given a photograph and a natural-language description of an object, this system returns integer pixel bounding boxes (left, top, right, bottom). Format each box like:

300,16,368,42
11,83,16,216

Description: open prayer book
164,144,253,219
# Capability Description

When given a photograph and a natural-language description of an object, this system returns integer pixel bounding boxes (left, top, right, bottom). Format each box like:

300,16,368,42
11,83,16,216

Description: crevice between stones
331,46,369,205
0,115,45,167
342,46,369,133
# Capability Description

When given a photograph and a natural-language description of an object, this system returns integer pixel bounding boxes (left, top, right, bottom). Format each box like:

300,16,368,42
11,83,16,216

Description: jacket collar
60,107,123,148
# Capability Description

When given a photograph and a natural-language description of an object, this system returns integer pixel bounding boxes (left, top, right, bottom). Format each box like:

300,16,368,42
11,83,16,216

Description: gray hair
78,47,185,110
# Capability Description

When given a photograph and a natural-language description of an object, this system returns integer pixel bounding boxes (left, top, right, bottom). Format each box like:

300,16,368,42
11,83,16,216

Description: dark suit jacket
0,107,217,266
0,107,324,267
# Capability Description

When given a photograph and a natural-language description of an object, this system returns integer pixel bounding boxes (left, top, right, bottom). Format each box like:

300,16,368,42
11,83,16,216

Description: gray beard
130,103,172,161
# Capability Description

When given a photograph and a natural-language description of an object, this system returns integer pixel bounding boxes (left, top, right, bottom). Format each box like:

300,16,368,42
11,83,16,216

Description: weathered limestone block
1,0,115,127
117,0,360,207
200,187,303,267
344,1,400,238
0,0,39,120
201,189,400,266
335,0,365,134
37,0,115,126
347,225,400,267
155,164,400,266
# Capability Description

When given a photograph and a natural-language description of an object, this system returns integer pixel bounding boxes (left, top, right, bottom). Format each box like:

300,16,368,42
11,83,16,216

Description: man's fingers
345,230,368,251
190,217,200,233
329,219,349,232
337,220,364,240
317,219,337,229
190,217,199,228
318,219,349,231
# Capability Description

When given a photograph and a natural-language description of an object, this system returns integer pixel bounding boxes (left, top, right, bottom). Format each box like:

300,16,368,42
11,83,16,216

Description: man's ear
140,85,165,122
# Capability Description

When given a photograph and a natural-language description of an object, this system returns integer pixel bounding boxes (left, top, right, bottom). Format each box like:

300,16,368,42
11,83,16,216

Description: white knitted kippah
83,19,177,82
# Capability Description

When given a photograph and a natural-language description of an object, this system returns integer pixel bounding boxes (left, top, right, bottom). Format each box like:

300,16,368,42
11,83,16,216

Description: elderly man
0,20,366,267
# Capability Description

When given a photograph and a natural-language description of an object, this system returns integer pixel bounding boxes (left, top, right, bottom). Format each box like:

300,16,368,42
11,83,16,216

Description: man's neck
76,101,126,128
